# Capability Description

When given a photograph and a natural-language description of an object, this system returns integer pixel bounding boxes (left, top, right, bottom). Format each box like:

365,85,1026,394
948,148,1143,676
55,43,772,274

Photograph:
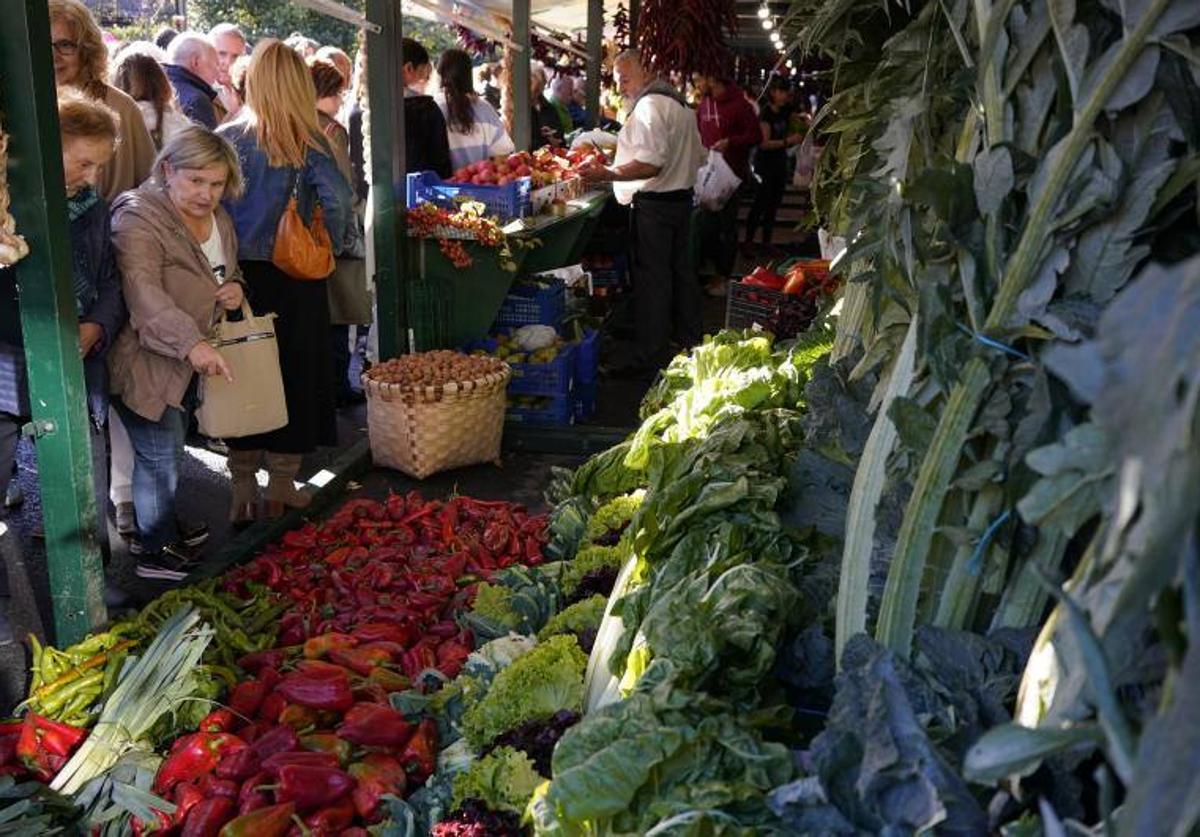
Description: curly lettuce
450,746,542,815
461,635,587,749
583,491,645,542
562,545,625,598
537,595,607,642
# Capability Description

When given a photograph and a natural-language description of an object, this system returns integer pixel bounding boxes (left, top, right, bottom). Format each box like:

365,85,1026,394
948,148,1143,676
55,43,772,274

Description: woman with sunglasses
48,0,157,201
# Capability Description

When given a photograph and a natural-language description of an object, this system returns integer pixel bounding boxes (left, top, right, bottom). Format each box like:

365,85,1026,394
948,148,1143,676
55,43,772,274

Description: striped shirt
434,94,516,171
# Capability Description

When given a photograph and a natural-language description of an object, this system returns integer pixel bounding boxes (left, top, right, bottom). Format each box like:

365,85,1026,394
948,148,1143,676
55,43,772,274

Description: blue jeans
113,398,187,555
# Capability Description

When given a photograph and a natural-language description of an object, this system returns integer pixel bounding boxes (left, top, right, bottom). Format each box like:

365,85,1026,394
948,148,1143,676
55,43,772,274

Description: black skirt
226,260,337,454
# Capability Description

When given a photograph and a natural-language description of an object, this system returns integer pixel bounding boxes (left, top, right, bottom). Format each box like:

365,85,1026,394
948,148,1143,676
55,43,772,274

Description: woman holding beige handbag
108,126,246,582
217,40,354,521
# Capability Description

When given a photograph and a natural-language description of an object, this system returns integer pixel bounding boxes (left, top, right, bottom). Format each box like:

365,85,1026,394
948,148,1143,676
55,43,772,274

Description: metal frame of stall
0,0,614,643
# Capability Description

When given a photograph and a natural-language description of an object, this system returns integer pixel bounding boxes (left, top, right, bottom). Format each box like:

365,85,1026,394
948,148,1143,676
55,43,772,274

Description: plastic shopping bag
694,148,741,211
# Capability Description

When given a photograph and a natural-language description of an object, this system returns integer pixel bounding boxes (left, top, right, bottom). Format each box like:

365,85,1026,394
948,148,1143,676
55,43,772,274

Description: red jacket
697,84,761,180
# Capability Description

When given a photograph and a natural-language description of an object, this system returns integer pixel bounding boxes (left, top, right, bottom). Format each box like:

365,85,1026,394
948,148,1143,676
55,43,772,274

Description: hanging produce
636,0,737,78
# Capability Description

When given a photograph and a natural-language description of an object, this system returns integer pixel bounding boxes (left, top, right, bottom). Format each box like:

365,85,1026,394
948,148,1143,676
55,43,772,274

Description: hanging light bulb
786,59,794,68
757,5,770,19
761,18,773,30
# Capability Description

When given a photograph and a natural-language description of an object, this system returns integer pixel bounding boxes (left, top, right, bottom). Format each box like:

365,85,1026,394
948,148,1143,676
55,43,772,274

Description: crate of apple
450,155,534,187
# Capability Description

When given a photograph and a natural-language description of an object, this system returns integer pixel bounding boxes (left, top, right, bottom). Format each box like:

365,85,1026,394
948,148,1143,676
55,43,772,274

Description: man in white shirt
582,49,705,374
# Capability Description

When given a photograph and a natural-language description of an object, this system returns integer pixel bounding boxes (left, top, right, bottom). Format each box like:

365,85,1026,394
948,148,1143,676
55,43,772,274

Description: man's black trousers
629,192,703,369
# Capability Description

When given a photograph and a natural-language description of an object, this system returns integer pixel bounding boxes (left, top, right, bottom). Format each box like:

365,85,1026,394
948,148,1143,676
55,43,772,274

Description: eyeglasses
52,40,79,56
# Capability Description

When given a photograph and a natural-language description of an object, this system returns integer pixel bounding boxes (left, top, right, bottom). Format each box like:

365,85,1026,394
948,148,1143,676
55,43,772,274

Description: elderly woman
107,127,246,582
49,0,156,200
218,40,354,520
0,90,126,532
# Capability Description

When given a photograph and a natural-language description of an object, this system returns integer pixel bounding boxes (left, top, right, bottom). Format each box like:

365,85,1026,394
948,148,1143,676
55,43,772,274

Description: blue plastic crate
574,329,599,384
494,280,566,329
466,334,576,398
583,253,628,287
573,382,597,422
407,171,532,222
506,395,575,426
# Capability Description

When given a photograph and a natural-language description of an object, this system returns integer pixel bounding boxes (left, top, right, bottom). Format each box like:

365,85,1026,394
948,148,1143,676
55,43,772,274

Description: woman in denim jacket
217,39,354,522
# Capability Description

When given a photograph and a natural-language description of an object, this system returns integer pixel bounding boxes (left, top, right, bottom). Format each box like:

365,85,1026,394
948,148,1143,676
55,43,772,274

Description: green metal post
586,0,602,120
512,0,532,151
367,0,408,359
629,0,641,45
1,0,107,644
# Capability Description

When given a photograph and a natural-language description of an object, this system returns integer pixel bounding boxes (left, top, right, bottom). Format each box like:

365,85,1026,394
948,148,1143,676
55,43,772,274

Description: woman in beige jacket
108,127,245,582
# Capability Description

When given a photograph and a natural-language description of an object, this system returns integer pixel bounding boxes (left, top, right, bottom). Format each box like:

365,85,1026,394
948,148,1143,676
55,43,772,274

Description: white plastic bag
694,148,741,212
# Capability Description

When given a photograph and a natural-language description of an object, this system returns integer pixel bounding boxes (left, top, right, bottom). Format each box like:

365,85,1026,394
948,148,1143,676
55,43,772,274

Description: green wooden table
407,190,611,347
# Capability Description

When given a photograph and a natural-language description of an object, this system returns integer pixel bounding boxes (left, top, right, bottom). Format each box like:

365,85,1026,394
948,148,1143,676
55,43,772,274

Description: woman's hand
187,341,233,382
78,322,104,358
215,282,245,312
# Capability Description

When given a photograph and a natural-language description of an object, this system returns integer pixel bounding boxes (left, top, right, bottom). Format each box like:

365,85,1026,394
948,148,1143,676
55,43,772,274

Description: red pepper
182,796,237,837
302,796,356,833
341,829,369,837
302,633,358,659
228,680,267,718
436,638,471,679
249,724,300,760
350,621,418,647
348,753,406,823
399,643,438,678
154,733,248,795
328,645,393,677
19,714,86,760
236,649,287,675
214,746,261,782
299,733,353,767
261,750,341,777
274,764,356,812
335,702,413,748
130,807,173,837
278,703,319,731
275,670,353,713
352,682,391,705
236,722,264,744
258,692,287,723
398,718,438,784
174,782,206,826
235,770,272,815
197,774,240,801
198,709,237,734
219,801,296,837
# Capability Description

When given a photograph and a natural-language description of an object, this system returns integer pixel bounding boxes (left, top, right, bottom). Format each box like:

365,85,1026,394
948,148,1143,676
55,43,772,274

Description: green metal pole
1,0,107,644
367,0,408,359
512,0,532,151
629,0,640,45
586,0,602,121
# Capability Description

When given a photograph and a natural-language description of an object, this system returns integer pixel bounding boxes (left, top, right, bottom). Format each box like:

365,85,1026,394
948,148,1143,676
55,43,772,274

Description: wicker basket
364,366,511,479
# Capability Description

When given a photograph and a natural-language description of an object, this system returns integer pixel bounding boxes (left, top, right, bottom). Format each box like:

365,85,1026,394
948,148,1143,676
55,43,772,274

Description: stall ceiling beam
512,0,532,151
367,0,408,358
294,0,381,32
1,0,107,644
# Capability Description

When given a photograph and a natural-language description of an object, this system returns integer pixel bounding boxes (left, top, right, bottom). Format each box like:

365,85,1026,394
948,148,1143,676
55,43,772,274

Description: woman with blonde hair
48,0,156,200
217,40,354,521
107,126,246,581
110,43,190,148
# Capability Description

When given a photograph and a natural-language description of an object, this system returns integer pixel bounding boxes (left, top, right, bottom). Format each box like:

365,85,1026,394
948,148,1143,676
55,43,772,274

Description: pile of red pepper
0,714,87,782
141,492,549,835
740,260,837,300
